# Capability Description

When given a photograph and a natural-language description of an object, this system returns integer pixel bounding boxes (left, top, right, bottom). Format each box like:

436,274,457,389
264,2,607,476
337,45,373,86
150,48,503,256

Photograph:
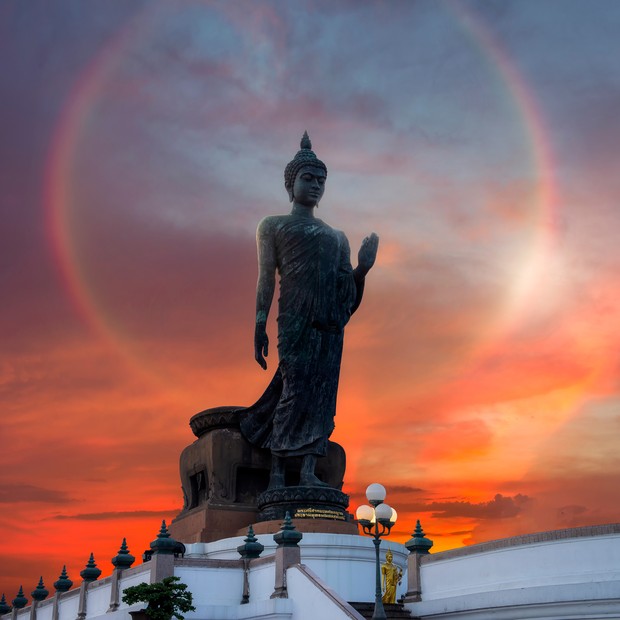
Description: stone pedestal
257,486,351,522
169,406,349,543
169,503,260,544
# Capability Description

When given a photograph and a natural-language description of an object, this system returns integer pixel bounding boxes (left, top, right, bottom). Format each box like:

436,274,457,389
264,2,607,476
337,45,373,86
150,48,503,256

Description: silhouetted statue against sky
239,132,379,490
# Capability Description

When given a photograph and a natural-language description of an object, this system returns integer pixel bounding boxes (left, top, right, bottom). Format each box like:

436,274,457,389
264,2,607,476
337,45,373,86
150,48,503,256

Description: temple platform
8,524,620,620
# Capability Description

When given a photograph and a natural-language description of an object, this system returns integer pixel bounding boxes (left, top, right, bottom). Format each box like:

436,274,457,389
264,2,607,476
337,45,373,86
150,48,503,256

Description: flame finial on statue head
300,130,312,150
284,131,327,192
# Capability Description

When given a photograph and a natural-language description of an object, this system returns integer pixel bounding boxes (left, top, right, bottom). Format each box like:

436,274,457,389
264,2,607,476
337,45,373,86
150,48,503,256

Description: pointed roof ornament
80,553,102,582
12,586,28,609
282,512,295,530
150,520,180,555
31,577,49,602
273,511,303,548
237,525,264,559
112,537,135,570
0,593,12,614
54,566,73,593
405,519,433,555
300,130,312,150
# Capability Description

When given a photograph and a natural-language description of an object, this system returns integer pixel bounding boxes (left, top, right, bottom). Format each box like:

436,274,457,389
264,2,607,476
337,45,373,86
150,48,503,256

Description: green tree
122,577,196,620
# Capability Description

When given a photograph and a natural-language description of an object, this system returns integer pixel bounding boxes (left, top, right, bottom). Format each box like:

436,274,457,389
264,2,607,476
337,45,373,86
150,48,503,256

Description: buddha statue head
284,131,327,203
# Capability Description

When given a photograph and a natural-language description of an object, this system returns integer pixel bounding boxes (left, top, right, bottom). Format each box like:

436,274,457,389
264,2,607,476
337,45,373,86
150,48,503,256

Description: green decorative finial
111,537,135,570
0,593,12,614
273,511,303,548
31,577,49,602
405,519,433,555
80,553,102,582
237,525,264,559
283,512,294,530
415,520,426,538
300,131,312,150
12,586,27,609
150,520,180,555
54,566,73,592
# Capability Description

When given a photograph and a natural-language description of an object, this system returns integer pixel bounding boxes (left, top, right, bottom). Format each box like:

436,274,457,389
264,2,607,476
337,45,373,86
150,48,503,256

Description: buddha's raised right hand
358,232,379,275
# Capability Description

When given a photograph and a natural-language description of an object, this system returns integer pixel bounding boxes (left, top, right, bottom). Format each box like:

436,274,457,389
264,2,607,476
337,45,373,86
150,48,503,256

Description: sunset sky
2,0,620,601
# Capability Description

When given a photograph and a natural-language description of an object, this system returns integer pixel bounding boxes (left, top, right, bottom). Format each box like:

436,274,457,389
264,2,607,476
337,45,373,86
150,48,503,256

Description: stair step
348,601,415,619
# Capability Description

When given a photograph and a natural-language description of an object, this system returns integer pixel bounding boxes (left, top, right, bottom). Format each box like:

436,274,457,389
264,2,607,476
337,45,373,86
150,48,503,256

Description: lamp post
356,483,397,620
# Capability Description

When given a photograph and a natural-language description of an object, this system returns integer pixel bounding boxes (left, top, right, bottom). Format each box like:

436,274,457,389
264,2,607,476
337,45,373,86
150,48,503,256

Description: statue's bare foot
299,473,329,487
267,474,285,490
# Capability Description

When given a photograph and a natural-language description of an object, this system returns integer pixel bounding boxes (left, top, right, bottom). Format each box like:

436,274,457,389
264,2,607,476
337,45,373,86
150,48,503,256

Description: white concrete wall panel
15,609,29,620
85,580,112,617
175,566,244,607
299,535,407,603
420,534,620,600
247,562,275,604
119,568,153,592
286,566,361,620
33,600,53,620
56,590,79,619
185,536,277,561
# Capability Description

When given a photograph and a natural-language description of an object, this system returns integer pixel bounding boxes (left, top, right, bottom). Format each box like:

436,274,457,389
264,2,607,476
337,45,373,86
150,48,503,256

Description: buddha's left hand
358,232,379,274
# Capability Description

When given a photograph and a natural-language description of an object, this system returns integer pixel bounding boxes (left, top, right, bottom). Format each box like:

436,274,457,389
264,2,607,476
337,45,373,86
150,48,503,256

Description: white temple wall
187,536,277,560
118,567,153,592
185,533,408,604
408,529,620,618
247,561,276,603
55,589,79,620
286,566,362,620
85,579,112,617
420,533,620,600
294,534,407,603
175,565,244,607
200,598,293,620
33,598,53,620
5,526,619,620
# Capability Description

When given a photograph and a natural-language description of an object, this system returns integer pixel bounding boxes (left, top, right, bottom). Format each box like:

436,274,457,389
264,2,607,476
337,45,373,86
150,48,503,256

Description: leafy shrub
122,576,196,620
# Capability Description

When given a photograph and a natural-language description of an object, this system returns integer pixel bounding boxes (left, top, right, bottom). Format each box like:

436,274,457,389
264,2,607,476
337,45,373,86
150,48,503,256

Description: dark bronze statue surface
239,132,379,489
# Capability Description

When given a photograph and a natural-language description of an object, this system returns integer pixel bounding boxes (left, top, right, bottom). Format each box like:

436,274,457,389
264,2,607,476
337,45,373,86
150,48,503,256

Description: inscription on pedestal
294,507,346,521
257,486,350,522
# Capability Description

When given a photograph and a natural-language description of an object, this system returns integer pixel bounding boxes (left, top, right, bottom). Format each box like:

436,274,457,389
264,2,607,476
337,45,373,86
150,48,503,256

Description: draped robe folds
239,215,358,458
381,563,402,604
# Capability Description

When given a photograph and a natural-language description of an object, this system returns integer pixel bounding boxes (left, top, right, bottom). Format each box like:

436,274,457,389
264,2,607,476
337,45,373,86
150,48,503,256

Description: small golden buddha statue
381,549,403,604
